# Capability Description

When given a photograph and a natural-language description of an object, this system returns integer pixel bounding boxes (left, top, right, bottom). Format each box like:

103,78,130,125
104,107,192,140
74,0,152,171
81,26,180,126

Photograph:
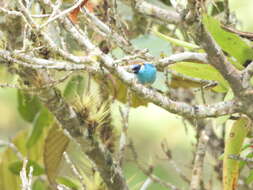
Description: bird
131,63,157,84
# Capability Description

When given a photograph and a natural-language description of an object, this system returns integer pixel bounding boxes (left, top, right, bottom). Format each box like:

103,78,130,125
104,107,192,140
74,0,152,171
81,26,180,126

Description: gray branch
53,3,239,119
135,0,181,25
190,129,209,190
157,52,208,69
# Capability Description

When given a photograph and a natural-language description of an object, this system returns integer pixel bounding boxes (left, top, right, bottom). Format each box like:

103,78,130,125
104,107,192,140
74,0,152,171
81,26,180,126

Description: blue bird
132,63,157,84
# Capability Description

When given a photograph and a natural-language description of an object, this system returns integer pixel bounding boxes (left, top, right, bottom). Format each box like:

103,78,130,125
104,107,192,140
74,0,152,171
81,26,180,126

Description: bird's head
132,64,142,74
131,63,157,84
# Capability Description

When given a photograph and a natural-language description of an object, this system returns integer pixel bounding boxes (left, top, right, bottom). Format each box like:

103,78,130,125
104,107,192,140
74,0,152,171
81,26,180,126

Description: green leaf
246,169,253,184
64,75,86,101
169,62,229,92
26,108,53,148
44,123,69,184
153,29,200,50
17,90,41,123
211,1,225,16
56,176,79,190
0,129,47,190
8,160,44,176
239,151,253,169
104,76,149,107
223,117,250,190
241,144,253,152
203,15,253,66
32,179,47,190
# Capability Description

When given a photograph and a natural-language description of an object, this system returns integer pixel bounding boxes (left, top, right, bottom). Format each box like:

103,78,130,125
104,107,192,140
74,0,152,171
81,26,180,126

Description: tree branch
228,154,253,163
184,1,243,97
190,128,209,190
129,141,181,190
140,178,153,190
18,66,129,190
135,0,181,25
39,0,84,28
157,52,208,69
12,1,130,189
134,1,243,97
50,2,239,119
14,0,91,64
0,50,96,71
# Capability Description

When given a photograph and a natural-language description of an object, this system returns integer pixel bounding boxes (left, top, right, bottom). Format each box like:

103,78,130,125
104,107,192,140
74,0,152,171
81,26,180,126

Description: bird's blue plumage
132,63,157,84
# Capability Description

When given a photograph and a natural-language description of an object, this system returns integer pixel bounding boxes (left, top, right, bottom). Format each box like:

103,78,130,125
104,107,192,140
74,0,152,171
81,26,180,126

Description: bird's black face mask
132,64,141,74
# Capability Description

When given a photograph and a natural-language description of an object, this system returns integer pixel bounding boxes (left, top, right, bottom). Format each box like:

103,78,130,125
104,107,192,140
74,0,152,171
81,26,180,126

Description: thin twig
0,8,22,16
31,14,51,18
57,184,71,190
20,159,33,190
55,5,240,118
224,0,230,24
229,154,253,163
118,93,131,165
135,1,181,25
161,140,190,184
0,83,20,89
185,0,243,97
129,141,181,190
157,52,208,69
0,72,71,91
4,1,241,119
80,6,132,52
16,2,130,189
140,178,153,190
168,69,218,89
0,50,96,72
40,0,84,28
0,140,23,160
190,129,209,190
113,49,149,65
0,0,240,119
15,0,91,64
200,87,206,104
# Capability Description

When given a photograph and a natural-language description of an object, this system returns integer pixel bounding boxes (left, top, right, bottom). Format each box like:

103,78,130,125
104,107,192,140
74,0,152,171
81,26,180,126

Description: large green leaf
56,176,79,190
8,160,44,176
0,129,49,190
44,123,69,184
26,108,53,148
203,15,253,66
223,117,250,190
169,62,229,92
154,30,200,50
17,90,42,123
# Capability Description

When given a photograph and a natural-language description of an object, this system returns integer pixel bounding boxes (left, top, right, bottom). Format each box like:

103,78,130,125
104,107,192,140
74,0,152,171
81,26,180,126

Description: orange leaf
68,0,94,23
85,1,94,12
